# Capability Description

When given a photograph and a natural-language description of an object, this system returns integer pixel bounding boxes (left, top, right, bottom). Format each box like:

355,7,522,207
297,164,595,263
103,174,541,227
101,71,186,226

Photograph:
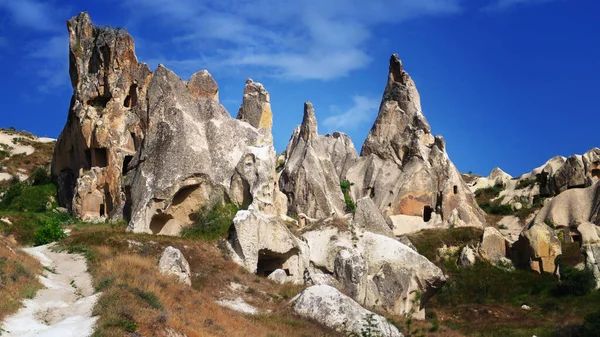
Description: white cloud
322,96,380,131
122,0,463,80
483,0,558,12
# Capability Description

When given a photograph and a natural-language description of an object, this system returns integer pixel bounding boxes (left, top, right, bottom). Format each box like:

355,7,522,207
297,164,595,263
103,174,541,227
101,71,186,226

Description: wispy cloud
483,0,558,12
122,0,463,81
0,0,63,31
28,36,70,92
322,96,380,131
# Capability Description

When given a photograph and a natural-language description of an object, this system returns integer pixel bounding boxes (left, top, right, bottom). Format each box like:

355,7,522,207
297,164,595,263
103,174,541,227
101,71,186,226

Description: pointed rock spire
237,79,272,130
300,101,318,142
187,70,219,102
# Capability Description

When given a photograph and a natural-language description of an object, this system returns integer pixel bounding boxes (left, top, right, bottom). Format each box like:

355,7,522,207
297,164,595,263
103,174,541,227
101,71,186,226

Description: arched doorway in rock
256,248,299,278
423,205,433,222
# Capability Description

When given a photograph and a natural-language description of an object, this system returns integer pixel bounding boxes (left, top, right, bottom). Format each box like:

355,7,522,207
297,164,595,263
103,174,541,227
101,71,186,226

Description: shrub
474,184,504,200
516,179,537,190
30,167,52,186
0,150,9,160
478,201,514,215
33,218,66,246
581,310,600,337
132,288,163,310
553,265,596,297
340,180,356,213
2,183,56,212
180,203,238,241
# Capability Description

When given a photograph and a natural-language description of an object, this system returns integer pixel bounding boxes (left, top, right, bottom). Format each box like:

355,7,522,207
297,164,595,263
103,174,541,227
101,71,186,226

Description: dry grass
0,137,55,189
0,235,43,321
60,224,340,337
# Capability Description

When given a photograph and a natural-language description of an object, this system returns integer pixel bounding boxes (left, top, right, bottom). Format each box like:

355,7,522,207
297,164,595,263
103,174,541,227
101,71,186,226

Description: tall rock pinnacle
236,79,273,130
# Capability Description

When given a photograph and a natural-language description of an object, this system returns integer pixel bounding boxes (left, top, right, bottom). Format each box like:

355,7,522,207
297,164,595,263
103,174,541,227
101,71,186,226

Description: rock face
236,79,272,130
458,245,477,267
534,182,600,228
513,223,562,274
303,227,446,317
292,285,403,337
279,102,358,218
52,12,152,221
345,54,486,231
158,246,192,286
125,65,286,235
550,155,587,195
353,197,394,237
577,222,600,289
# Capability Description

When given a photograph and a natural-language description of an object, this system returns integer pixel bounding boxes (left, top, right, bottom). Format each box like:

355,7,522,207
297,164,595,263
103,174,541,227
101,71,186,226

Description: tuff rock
513,223,562,274
292,285,403,337
533,182,600,228
236,79,273,131
158,246,192,286
479,227,508,265
577,222,600,289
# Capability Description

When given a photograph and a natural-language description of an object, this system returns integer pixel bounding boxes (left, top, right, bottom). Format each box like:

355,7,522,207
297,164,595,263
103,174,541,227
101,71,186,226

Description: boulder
187,70,219,102
267,269,288,284
458,245,477,267
292,285,403,337
534,182,600,228
158,246,192,286
52,12,152,219
479,227,507,264
513,223,562,274
279,102,358,219
346,54,486,231
303,228,446,318
550,155,587,194
583,148,600,182
125,65,286,234
236,79,272,131
577,222,600,289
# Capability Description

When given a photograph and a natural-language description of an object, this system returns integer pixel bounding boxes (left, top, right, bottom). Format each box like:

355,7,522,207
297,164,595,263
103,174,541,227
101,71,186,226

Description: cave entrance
256,249,298,277
93,148,108,168
99,204,105,217
423,205,433,222
592,169,600,179
124,83,138,108
150,213,174,235
122,155,134,175
84,149,92,170
453,185,458,194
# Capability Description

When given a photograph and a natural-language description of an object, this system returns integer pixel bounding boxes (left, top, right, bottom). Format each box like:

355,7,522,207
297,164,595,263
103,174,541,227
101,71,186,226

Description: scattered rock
291,285,403,337
1,217,12,226
216,297,258,315
267,269,288,284
521,304,531,310
158,246,192,286
479,227,508,265
458,246,477,267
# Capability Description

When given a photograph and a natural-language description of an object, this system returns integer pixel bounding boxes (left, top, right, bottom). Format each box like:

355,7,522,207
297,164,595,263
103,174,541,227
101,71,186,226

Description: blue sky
0,0,597,177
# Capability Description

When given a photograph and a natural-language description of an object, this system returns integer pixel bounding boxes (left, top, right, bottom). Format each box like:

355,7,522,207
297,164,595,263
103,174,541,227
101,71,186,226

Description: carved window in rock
124,84,138,108
93,148,108,168
423,205,433,222
453,185,458,194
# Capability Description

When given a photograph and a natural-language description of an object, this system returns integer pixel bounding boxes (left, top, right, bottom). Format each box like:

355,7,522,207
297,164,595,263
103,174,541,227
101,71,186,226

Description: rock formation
513,223,562,274
479,227,508,265
158,246,192,286
52,12,152,221
236,79,272,130
292,285,403,337
577,222,600,289
345,54,486,232
279,102,358,218
533,182,600,228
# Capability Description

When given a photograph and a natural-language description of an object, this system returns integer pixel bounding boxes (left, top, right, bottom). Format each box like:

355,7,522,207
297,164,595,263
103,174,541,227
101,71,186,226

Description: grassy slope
409,228,600,337
59,223,341,337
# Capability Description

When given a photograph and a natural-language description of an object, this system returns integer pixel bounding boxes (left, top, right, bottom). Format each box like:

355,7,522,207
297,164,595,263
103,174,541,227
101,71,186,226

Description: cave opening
124,83,138,108
256,249,298,278
122,155,134,175
592,169,600,179
99,204,105,217
150,213,175,235
423,205,433,222
453,185,458,194
84,149,92,170
93,148,108,168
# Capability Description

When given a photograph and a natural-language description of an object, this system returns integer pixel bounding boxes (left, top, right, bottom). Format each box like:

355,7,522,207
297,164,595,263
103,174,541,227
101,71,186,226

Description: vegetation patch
180,202,238,241
515,179,537,190
340,180,355,213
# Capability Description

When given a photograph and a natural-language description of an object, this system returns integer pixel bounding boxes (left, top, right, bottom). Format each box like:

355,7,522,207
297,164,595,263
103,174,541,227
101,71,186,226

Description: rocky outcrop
278,102,358,218
577,222,600,289
125,65,286,235
292,285,403,337
479,227,508,265
533,182,600,228
550,155,587,195
236,79,272,130
158,246,192,286
353,197,394,237
345,54,486,232
458,245,477,267
513,223,562,274
303,227,445,318
52,12,152,219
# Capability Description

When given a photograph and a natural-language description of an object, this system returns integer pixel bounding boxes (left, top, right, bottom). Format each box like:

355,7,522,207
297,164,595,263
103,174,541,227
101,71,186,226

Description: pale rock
550,155,587,195
353,197,394,237
513,202,523,211
438,245,461,261
292,285,403,337
236,79,272,130
521,304,531,311
216,297,258,315
533,182,600,228
158,246,192,286
577,222,600,289
187,70,219,102
479,227,508,264
458,245,477,267
1,217,12,226
267,269,288,284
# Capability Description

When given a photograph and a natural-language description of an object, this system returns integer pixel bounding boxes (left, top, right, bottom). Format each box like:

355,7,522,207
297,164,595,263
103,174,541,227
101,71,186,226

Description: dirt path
1,243,99,336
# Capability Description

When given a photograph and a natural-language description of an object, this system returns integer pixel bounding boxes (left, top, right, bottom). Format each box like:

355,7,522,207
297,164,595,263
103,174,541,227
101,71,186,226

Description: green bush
516,179,537,190
0,149,9,160
474,184,504,200
133,288,163,310
34,218,66,246
30,167,52,186
553,265,596,297
478,201,514,215
180,203,238,241
581,310,600,336
340,180,356,213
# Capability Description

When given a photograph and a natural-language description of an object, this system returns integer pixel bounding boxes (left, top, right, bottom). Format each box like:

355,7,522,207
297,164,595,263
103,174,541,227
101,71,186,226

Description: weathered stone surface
345,54,485,231
458,245,477,267
267,269,288,284
577,222,600,289
158,246,192,286
479,227,507,264
226,208,308,283
583,148,600,182
187,70,219,102
353,197,394,237
292,285,403,337
126,65,286,235
303,227,445,318
236,79,272,130
550,155,587,195
279,102,358,218
53,12,152,220
534,182,600,228
513,223,562,274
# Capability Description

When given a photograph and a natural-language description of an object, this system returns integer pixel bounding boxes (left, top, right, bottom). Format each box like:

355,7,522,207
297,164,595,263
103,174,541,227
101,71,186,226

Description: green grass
474,184,504,200
408,227,483,261
132,288,163,310
180,203,238,241
515,179,537,190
